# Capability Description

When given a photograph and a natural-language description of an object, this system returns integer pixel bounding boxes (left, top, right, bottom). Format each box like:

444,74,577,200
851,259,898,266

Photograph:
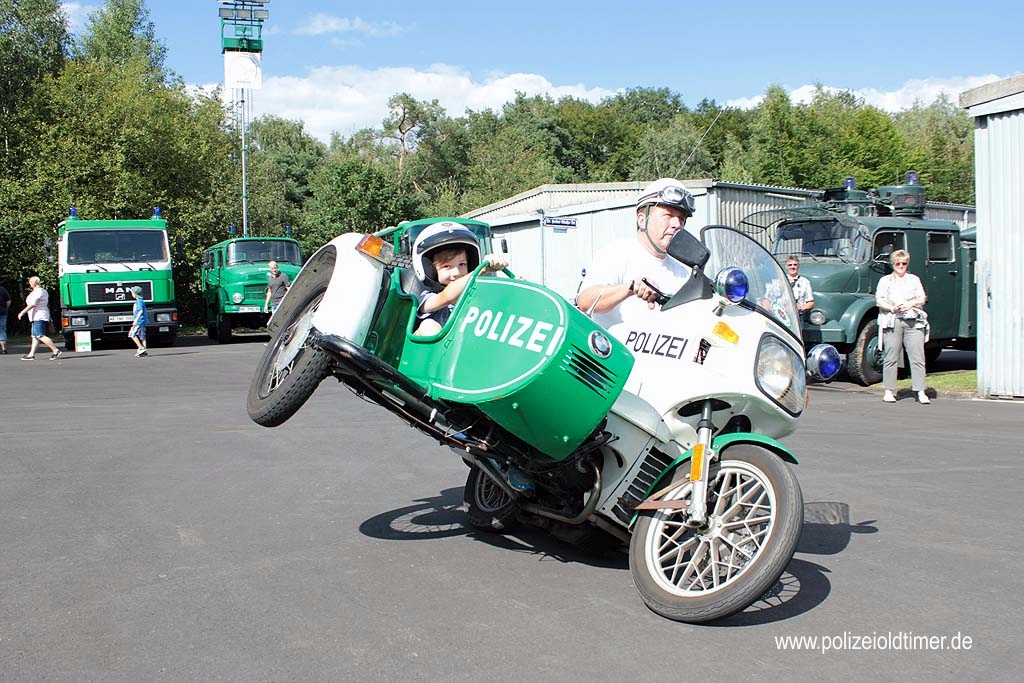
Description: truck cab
57,208,180,349
740,174,976,385
202,235,303,342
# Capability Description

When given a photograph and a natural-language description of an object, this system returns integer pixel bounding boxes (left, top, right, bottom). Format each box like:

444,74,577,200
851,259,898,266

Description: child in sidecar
411,221,508,336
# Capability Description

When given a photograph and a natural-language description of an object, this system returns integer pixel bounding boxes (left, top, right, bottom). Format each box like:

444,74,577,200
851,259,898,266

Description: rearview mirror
666,230,709,270
175,234,185,260
44,237,54,264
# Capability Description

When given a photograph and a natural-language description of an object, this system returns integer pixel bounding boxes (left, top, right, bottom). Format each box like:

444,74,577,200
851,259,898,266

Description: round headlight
231,292,244,304
714,267,749,303
807,343,842,381
808,310,826,325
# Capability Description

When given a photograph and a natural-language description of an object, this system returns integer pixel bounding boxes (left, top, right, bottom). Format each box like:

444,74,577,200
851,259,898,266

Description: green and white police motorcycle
247,218,841,623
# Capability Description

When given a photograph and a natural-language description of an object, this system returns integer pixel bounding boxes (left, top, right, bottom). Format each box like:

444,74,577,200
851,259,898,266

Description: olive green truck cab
741,174,976,385
202,236,303,343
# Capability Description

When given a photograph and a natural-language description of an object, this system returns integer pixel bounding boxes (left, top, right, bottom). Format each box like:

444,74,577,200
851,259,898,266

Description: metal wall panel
972,109,1024,397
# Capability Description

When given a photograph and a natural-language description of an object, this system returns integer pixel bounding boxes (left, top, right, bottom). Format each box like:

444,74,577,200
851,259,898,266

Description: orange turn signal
356,234,395,264
712,321,739,344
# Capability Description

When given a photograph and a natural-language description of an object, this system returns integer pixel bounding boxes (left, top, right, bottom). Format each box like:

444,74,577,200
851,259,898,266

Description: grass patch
898,370,977,393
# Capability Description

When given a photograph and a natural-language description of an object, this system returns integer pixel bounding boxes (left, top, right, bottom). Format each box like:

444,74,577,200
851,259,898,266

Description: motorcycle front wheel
246,258,333,427
628,444,803,623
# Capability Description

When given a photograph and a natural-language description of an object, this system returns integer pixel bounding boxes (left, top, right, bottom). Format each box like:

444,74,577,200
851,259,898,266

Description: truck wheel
924,343,942,366
207,322,216,340
216,316,232,344
847,320,882,386
63,333,75,351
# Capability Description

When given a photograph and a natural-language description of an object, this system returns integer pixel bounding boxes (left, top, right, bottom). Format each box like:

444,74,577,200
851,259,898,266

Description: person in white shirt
576,178,695,330
875,249,929,404
16,276,62,360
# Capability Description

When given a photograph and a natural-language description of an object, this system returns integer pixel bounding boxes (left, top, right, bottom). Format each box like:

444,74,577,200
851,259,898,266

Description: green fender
628,432,797,528
837,295,878,344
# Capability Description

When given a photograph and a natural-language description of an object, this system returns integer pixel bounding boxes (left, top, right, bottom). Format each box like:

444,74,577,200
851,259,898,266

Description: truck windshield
227,240,302,265
772,219,867,262
67,230,169,264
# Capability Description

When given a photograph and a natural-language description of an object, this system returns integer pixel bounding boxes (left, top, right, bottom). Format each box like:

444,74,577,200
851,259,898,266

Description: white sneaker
918,391,930,404
882,390,896,403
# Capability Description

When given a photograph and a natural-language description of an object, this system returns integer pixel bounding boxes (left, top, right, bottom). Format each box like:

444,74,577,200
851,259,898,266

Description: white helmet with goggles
412,221,481,289
636,178,695,217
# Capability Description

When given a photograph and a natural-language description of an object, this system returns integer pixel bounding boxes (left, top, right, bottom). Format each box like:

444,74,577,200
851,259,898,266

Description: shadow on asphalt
358,491,883,624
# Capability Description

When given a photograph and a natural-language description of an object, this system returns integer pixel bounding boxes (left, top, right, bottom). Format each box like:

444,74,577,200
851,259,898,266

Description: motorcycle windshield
700,226,802,338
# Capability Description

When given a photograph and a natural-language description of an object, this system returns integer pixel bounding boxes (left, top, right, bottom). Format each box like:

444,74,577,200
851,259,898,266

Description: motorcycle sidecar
397,275,634,461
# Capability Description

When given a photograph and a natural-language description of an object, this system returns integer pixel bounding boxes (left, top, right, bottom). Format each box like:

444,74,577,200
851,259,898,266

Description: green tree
301,153,422,253
245,115,326,237
75,0,166,79
0,0,69,160
894,94,974,204
629,114,715,181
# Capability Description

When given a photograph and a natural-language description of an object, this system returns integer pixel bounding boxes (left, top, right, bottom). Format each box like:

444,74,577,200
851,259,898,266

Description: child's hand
482,254,508,273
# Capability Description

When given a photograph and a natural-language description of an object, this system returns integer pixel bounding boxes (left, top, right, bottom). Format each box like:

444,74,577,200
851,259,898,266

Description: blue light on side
844,176,855,190
229,225,236,235
284,225,292,236
715,267,749,303
69,207,77,218
807,343,842,380
905,170,919,185
153,206,161,217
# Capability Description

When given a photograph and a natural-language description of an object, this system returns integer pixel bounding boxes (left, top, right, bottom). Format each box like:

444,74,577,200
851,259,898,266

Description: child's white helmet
412,221,481,289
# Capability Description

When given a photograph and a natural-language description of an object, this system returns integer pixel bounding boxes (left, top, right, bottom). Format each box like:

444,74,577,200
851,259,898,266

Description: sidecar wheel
628,445,803,623
246,263,332,427
464,466,520,533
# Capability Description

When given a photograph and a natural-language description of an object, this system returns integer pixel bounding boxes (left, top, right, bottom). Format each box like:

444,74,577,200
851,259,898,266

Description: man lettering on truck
264,261,290,316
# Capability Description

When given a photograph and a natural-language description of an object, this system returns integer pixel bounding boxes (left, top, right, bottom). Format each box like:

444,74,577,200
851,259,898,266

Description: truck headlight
232,292,244,304
155,313,171,322
808,310,826,325
756,335,805,414
71,316,86,326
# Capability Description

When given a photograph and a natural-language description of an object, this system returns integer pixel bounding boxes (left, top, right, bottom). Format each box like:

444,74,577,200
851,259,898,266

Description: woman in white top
875,250,928,403
16,276,62,360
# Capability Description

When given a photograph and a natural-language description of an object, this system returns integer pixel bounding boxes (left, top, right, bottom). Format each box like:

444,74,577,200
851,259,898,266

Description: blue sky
63,1,1020,143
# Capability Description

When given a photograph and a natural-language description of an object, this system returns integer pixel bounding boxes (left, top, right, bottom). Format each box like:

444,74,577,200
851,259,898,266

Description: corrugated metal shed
465,179,975,301
961,74,1024,398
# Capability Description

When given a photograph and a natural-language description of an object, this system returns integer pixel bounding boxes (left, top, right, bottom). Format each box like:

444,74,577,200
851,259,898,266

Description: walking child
129,286,148,357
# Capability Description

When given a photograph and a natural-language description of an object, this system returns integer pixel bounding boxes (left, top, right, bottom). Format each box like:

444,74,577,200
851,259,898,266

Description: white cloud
61,1,96,34
727,74,1008,111
291,14,405,38
248,64,615,143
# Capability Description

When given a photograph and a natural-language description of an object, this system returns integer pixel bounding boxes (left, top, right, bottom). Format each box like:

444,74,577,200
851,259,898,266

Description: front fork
685,400,717,527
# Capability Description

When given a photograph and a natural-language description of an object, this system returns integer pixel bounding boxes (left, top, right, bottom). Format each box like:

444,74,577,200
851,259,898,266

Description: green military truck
56,207,180,349
202,235,303,343
740,173,976,385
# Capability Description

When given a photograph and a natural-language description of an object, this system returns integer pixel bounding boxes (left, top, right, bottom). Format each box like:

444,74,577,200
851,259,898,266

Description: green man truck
57,207,180,349
740,172,976,385
202,234,303,343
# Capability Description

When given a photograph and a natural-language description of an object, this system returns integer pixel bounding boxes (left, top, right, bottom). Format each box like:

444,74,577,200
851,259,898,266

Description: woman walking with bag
875,250,928,404
16,276,62,361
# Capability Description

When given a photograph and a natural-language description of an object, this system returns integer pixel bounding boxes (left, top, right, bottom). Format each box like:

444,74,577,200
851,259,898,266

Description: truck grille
86,281,153,304
611,447,676,524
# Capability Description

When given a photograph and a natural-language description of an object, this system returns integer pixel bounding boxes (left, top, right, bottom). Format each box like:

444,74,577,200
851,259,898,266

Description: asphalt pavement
0,337,1020,681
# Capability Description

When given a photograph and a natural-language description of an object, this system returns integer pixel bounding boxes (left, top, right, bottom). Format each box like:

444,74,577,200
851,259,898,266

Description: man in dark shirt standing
0,282,11,354
264,261,290,316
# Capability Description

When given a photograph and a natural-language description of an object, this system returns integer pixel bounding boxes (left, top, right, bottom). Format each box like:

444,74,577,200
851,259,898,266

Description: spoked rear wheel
464,465,520,533
247,274,331,427
628,445,803,623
